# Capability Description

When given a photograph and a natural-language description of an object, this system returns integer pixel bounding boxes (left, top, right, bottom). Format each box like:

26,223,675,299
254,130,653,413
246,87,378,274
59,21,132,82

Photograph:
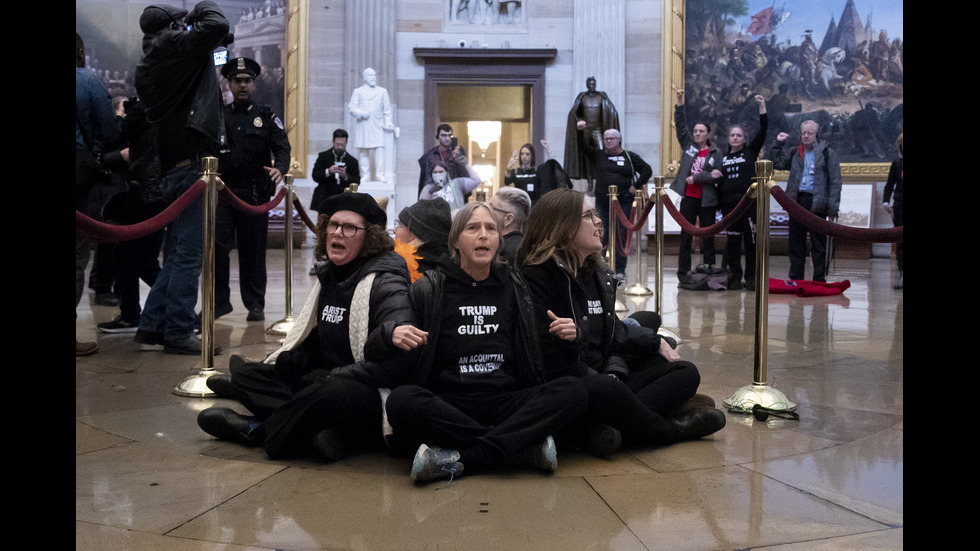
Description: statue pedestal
355,180,396,230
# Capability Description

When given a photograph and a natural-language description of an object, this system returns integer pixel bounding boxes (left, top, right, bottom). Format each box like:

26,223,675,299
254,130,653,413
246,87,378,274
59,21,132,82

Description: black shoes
205,374,236,398
246,309,265,322
312,427,351,462
134,329,165,350
744,279,756,291
197,407,262,446
94,292,120,307
560,421,622,457
672,408,726,441
98,315,139,333
164,335,222,356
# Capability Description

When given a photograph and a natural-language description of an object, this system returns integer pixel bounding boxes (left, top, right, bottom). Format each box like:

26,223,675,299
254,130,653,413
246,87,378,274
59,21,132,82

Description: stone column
345,0,397,190
572,0,625,116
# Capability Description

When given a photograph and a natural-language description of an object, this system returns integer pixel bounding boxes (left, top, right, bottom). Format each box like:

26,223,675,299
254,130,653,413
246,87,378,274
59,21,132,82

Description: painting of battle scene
682,0,903,162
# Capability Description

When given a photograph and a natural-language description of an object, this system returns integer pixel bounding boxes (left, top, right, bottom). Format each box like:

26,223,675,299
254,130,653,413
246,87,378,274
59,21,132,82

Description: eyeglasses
582,209,601,223
326,221,367,238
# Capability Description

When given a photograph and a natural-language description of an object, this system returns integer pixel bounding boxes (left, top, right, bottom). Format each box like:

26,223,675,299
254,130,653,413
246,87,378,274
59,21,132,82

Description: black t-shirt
431,274,518,393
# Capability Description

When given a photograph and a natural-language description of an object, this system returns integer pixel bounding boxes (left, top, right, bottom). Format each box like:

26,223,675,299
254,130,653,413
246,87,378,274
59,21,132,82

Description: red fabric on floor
768,278,850,297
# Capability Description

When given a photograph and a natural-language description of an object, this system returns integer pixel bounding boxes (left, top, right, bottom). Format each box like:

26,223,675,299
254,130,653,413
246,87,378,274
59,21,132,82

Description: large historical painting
682,0,903,163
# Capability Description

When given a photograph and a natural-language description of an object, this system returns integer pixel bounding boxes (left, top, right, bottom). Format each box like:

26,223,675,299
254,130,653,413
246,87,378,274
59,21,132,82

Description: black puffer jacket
134,1,228,170
406,258,546,389
522,257,664,381
275,250,416,389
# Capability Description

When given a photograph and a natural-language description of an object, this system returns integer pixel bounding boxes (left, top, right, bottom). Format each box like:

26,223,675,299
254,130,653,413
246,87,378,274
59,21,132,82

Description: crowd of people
77,1,903,482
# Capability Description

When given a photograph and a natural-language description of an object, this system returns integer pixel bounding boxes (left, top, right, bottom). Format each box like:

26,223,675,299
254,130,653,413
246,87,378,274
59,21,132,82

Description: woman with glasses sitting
518,189,726,456
197,191,427,462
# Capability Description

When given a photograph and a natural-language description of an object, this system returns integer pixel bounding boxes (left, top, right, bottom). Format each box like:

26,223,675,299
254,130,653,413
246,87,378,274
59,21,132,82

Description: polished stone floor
76,246,903,550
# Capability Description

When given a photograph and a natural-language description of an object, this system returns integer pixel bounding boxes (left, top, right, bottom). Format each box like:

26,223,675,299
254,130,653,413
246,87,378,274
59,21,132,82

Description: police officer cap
320,192,387,228
222,57,261,80
140,5,188,34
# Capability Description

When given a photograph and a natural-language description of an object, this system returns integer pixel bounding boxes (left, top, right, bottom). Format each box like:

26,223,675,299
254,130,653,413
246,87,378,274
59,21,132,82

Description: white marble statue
348,67,395,181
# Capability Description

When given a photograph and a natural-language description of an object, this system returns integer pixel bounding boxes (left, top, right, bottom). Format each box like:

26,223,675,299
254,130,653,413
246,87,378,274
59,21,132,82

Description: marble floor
76,245,903,551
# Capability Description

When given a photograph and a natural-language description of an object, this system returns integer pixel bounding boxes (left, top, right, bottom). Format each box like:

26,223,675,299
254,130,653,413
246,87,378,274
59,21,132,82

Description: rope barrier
607,184,904,245
293,196,318,232
75,180,300,243
769,186,903,243
75,179,207,242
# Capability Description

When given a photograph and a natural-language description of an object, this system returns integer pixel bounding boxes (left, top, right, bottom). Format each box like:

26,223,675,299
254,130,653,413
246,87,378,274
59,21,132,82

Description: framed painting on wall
662,0,902,181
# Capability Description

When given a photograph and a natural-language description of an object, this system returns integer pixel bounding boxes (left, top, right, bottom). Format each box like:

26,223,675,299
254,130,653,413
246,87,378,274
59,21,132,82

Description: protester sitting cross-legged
385,202,589,483
197,192,423,461
518,189,725,455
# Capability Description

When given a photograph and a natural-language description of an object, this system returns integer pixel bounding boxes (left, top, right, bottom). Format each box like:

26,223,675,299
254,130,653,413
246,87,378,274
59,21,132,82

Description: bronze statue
564,76,620,183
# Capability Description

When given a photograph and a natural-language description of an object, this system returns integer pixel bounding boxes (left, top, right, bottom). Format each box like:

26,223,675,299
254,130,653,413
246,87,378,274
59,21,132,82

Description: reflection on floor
76,247,903,550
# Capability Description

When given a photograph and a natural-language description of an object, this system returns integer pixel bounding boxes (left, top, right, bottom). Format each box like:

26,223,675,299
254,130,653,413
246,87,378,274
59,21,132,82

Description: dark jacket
521,257,665,381
669,105,724,207
770,139,842,217
134,1,229,171
310,148,361,213
406,259,546,389
219,100,291,201
275,250,416,389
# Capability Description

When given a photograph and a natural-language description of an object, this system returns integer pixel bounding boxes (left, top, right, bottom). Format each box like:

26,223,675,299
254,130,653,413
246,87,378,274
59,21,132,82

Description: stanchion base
173,370,220,398
658,327,682,345
267,316,295,336
625,284,653,296
723,384,797,413
615,299,628,312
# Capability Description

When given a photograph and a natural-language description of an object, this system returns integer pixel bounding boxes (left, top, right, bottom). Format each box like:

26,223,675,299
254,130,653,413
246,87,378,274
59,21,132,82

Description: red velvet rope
769,186,903,243
606,183,903,252
75,179,207,242
663,190,757,237
75,180,300,243
293,197,318,231
217,185,287,215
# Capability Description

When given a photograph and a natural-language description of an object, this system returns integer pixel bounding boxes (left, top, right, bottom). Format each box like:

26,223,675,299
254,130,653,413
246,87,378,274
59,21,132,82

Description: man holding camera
133,1,231,355
311,128,360,215
215,57,291,323
417,123,469,199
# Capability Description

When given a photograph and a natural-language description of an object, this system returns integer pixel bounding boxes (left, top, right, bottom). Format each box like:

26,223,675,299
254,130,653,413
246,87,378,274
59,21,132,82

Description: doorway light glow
467,120,502,150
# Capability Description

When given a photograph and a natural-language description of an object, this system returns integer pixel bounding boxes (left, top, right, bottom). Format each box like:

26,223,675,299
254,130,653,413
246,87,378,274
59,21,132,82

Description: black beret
320,192,387,227
221,57,261,80
139,5,188,34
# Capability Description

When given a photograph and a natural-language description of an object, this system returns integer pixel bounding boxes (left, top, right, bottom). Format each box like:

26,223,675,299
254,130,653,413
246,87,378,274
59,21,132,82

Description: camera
450,137,458,149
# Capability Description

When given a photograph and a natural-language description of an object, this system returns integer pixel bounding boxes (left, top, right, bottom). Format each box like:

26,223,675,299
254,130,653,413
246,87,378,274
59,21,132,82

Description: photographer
132,1,231,355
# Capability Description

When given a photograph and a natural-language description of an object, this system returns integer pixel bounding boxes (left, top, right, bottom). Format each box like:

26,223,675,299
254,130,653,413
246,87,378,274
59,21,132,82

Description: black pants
386,376,588,470
215,200,269,313
719,193,756,285
892,201,903,272
113,230,164,324
261,376,383,459
229,359,309,420
677,196,717,277
562,374,681,446
788,192,827,281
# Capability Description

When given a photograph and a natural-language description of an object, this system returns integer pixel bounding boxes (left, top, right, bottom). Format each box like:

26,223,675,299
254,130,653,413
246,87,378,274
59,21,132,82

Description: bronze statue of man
564,76,620,183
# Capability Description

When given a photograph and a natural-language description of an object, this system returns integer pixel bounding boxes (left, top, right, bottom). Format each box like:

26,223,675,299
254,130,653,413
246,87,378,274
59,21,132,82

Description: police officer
216,57,291,322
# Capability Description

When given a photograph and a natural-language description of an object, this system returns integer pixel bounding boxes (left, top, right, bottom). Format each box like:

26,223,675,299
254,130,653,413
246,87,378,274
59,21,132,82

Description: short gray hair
494,186,532,231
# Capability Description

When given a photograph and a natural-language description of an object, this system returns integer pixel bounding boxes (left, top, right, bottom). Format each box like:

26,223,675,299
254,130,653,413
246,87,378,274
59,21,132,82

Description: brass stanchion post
174,156,222,398
606,186,628,312
723,160,797,413
268,174,296,336
646,176,681,343
625,187,652,296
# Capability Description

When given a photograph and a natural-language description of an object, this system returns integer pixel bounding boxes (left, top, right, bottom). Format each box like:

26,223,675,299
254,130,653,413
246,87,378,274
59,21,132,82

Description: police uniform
216,57,291,320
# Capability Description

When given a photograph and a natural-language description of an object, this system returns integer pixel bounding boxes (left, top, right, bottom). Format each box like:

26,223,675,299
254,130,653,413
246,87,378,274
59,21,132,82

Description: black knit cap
399,198,452,244
320,191,387,227
140,5,188,34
